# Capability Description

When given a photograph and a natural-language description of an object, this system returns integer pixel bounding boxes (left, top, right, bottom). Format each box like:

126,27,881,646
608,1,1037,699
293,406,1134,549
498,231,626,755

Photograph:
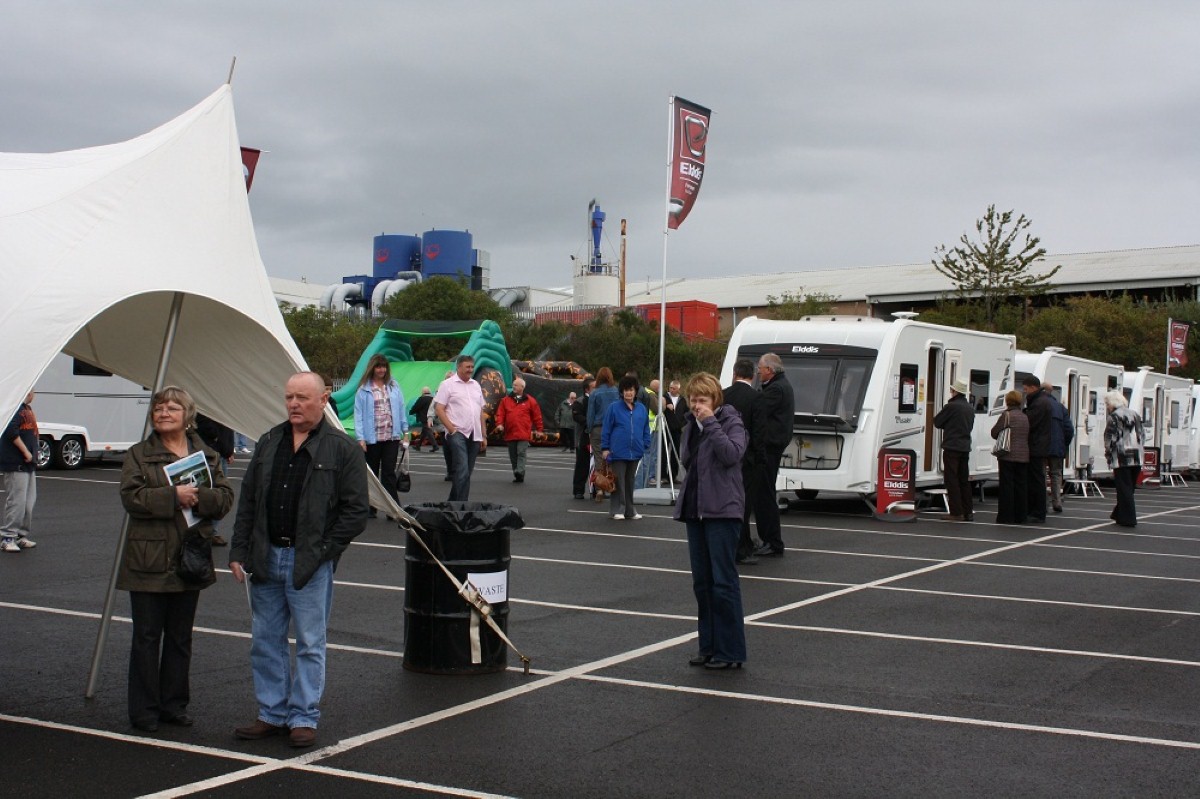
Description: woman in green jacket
118,386,233,733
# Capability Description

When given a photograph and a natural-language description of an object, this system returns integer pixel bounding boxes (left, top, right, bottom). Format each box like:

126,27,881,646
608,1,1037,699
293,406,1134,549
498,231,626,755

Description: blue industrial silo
421,229,474,281
373,234,422,279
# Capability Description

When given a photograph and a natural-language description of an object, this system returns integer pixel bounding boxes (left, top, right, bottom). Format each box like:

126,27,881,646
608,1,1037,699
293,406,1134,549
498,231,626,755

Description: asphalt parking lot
3,447,1200,798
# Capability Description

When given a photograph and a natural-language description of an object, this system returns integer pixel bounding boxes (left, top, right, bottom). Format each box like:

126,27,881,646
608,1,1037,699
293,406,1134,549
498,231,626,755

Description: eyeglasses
153,405,184,416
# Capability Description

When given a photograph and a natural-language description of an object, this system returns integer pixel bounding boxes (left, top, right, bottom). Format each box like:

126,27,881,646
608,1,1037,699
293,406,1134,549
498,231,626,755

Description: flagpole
1166,317,1173,374
656,95,673,491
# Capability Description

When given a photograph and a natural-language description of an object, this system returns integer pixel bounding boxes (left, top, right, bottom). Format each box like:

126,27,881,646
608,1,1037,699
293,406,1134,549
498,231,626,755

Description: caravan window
898,363,918,414
73,358,114,378
1089,391,1098,414
969,369,989,413
738,345,876,429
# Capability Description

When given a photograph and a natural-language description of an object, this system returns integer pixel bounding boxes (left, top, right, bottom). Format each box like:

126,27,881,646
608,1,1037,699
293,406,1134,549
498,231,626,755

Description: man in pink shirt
434,355,489,501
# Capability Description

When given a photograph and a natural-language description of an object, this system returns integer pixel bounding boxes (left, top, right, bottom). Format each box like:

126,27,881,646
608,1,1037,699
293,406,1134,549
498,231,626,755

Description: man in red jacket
495,378,543,483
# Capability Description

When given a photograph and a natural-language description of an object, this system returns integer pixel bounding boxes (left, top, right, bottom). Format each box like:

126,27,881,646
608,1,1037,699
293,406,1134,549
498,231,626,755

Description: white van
720,315,1015,502
1014,348,1122,479
1122,366,1193,470
33,353,150,469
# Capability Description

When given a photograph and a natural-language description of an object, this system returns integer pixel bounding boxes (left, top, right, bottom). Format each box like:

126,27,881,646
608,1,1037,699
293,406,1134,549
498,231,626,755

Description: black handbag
396,444,412,493
177,534,214,583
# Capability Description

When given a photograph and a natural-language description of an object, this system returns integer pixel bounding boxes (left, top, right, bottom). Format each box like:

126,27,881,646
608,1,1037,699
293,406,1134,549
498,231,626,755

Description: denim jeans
686,518,747,663
635,435,659,489
445,431,480,501
249,545,334,729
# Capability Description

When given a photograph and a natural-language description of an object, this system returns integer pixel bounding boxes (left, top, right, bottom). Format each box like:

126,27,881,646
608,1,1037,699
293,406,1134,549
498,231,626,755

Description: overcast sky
4,2,1198,295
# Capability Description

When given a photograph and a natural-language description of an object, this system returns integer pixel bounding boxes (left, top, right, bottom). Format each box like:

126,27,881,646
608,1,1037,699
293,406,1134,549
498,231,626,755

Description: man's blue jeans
249,545,334,729
445,431,480,501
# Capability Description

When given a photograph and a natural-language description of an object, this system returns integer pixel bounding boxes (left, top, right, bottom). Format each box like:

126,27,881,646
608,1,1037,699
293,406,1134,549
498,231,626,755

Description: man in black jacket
571,379,593,499
723,359,760,564
933,378,975,521
409,388,438,452
751,353,795,557
1022,375,1052,523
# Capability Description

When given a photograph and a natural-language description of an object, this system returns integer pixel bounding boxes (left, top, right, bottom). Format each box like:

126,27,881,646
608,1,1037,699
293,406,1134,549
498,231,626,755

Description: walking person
1,391,39,552
495,377,543,483
409,387,438,452
675,372,749,670
1104,390,1143,528
353,355,409,514
119,386,234,732
556,392,576,451
230,372,369,748
933,377,975,521
992,391,1030,525
601,375,652,520
1043,381,1073,513
434,355,488,501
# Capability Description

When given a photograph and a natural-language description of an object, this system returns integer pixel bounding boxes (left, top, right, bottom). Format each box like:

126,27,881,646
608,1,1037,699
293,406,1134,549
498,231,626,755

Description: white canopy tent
1,84,426,694
0,84,306,437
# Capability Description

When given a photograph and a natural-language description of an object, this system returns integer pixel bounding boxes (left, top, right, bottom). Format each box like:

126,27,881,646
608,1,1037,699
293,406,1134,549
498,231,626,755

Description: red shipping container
636,300,719,340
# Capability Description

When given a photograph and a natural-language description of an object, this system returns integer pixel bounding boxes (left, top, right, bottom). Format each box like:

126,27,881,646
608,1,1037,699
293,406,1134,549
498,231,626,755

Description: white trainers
611,513,623,520
1,539,21,553
16,537,36,549
628,514,643,520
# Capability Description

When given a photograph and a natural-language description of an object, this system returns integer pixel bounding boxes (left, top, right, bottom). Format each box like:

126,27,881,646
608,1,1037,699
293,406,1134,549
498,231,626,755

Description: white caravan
32,353,150,469
1122,366,1194,470
720,315,1016,501
1188,385,1200,473
1014,348,1122,479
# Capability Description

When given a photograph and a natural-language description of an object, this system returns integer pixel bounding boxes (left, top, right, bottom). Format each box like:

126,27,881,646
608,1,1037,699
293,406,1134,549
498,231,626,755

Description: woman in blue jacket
601,375,651,520
353,354,408,507
674,372,748,670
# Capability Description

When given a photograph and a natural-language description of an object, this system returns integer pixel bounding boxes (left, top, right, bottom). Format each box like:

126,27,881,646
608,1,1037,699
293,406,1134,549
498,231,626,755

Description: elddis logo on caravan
792,345,819,354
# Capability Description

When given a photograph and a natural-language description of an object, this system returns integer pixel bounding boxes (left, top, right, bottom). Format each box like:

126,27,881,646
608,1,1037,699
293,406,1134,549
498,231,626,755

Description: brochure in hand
162,450,212,529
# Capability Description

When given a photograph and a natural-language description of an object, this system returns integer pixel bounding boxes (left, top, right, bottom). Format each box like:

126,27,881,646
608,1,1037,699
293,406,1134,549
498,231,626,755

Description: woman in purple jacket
674,373,748,670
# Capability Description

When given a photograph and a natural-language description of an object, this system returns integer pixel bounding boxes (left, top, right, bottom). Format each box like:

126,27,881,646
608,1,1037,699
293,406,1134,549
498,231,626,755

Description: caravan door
923,345,956,473
1070,373,1087,472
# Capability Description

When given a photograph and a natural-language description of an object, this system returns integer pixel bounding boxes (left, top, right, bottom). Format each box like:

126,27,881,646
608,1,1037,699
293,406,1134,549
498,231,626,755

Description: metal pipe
86,292,185,698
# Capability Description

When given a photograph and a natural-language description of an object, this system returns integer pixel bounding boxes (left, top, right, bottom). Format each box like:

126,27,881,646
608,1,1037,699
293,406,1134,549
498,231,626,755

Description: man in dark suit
1022,375,1052,523
571,379,593,499
751,353,795,557
722,359,760,565
661,379,687,482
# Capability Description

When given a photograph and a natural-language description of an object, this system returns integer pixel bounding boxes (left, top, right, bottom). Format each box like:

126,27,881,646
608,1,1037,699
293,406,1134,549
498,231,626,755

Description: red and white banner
1169,321,1189,367
667,97,711,230
240,147,261,193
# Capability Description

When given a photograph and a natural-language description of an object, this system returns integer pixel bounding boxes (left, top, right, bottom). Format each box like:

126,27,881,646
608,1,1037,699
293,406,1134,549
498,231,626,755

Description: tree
764,289,836,320
933,205,1061,331
280,305,377,380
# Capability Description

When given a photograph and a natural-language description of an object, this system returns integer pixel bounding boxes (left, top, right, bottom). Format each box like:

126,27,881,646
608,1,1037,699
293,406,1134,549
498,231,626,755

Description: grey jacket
674,404,748,521
230,419,369,590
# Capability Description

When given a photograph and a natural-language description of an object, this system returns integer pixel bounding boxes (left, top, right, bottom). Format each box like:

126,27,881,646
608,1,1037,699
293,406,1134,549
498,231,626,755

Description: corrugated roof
620,245,1200,308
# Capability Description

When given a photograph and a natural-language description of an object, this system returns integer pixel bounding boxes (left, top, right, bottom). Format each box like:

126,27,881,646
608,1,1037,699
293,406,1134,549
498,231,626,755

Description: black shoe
368,509,378,518
689,654,711,667
704,660,742,670
736,554,759,565
1028,517,1046,524
752,543,783,557
160,713,194,727
1053,505,1063,513
444,475,452,482
513,474,524,483
573,494,585,500
131,718,159,733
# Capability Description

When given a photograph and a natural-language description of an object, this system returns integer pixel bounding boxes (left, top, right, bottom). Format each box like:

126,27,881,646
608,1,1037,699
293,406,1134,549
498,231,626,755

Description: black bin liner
403,502,524,674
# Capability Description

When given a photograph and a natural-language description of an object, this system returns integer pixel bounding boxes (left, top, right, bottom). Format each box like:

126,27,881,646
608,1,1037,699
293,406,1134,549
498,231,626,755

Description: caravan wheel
53,436,85,470
36,437,53,470
794,489,819,501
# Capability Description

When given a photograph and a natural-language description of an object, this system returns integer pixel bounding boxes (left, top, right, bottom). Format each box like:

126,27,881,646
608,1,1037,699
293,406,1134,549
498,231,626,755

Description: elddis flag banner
667,97,711,230
1170,320,1189,368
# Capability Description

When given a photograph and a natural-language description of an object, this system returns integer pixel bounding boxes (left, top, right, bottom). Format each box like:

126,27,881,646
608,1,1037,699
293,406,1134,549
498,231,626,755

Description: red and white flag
240,147,262,193
667,97,711,230
1169,320,1189,367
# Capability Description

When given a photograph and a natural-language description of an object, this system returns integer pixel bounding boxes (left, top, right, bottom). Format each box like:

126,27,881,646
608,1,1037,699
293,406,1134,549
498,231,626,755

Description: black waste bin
403,501,524,674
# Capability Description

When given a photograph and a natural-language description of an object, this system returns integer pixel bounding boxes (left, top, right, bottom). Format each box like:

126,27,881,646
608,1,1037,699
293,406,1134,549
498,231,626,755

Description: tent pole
86,292,185,699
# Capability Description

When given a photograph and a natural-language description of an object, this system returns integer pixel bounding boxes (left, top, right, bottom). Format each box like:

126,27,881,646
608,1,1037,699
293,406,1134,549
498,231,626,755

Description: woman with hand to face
673,373,748,670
